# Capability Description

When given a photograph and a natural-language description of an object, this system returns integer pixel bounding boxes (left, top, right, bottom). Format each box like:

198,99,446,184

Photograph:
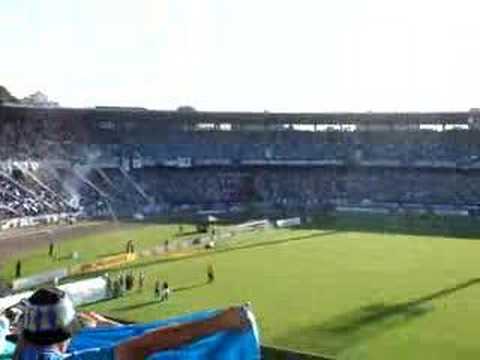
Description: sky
1,0,479,112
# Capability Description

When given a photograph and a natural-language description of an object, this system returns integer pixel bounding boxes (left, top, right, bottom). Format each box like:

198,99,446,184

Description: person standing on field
49,241,55,258
125,272,133,291
138,271,145,292
130,241,135,254
113,278,121,298
126,240,136,254
161,281,170,302
118,273,126,296
15,260,22,278
105,273,113,298
154,279,161,298
207,264,215,283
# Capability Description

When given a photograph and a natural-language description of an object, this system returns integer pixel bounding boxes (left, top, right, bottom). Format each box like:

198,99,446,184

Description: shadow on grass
63,230,337,283
274,277,480,356
110,281,210,312
175,231,200,238
112,300,160,312
298,213,480,240
117,230,338,273
78,296,115,309
173,281,209,293
96,251,125,259
55,255,72,261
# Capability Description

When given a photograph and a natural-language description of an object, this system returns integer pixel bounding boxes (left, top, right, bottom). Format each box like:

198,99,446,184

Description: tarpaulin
68,308,260,359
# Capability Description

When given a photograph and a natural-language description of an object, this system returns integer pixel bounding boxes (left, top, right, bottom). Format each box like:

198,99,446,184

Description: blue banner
69,308,260,359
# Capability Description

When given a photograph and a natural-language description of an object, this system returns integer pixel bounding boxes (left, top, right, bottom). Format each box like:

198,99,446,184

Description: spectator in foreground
13,288,249,360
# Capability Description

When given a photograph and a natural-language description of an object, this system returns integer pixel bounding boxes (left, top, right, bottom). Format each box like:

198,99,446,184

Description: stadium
2,96,480,359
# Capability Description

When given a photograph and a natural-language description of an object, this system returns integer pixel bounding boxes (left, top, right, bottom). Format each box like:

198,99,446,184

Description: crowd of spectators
129,130,480,165
136,142,480,165
3,106,480,221
71,167,150,217
0,169,75,220
3,110,480,166
84,167,480,214
132,167,254,207
4,163,480,221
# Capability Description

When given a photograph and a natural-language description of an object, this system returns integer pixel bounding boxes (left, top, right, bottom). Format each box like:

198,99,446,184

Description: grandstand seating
0,169,74,219
2,105,480,221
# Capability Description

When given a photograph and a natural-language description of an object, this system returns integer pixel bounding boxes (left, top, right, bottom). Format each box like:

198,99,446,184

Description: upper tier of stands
1,105,480,167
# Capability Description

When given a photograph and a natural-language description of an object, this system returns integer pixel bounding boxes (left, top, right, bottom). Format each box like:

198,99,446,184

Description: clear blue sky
1,0,479,112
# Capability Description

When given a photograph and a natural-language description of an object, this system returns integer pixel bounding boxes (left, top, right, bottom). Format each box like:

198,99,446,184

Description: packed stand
0,170,75,220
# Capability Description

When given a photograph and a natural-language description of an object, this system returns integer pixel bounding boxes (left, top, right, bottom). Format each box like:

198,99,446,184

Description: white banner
276,217,302,228
12,268,69,291
61,277,107,306
1,212,78,231
433,208,469,216
0,276,107,312
336,206,390,215
234,219,270,230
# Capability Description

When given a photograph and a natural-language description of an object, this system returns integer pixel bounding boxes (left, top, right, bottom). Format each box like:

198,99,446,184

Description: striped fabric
24,295,76,333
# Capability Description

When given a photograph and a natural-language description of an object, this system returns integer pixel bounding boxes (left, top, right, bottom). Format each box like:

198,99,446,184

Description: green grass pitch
4,215,480,359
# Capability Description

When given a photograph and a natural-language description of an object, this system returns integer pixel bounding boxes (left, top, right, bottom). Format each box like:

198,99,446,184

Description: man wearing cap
13,287,77,359
14,287,249,360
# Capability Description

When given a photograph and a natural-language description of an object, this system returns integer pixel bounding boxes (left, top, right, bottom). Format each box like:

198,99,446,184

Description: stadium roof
0,104,476,126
